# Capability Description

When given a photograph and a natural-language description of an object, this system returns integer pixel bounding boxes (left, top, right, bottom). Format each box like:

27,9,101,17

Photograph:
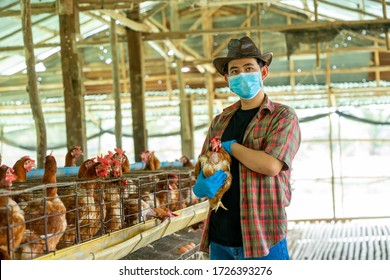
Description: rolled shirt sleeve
264,106,301,171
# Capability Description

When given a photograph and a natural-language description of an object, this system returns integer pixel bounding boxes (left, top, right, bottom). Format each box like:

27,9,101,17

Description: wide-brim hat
212,36,273,76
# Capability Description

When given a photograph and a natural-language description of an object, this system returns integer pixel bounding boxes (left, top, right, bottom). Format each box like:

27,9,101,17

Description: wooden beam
0,1,19,12
1,30,388,53
195,0,272,6
211,9,257,57
140,2,168,21
145,17,196,62
3,64,390,94
102,10,153,33
0,3,56,17
84,11,126,36
20,0,47,168
143,19,390,40
265,5,308,21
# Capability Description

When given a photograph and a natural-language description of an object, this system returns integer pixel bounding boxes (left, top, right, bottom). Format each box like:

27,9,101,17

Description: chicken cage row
0,170,200,260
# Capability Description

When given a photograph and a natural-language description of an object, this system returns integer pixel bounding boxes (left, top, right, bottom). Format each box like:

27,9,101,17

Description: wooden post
314,0,321,68
382,0,390,50
171,0,194,158
289,58,295,93
0,127,3,159
20,0,47,168
110,18,122,149
257,3,263,50
176,58,194,159
202,6,214,124
205,72,215,123
126,5,147,161
58,0,87,161
374,42,381,86
161,9,173,99
170,0,179,33
119,43,129,95
246,5,251,37
165,49,173,99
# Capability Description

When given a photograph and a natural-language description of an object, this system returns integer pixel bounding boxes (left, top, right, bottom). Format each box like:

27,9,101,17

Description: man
193,36,301,260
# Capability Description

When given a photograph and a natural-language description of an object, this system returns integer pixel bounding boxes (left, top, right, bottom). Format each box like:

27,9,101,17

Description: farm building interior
0,0,389,261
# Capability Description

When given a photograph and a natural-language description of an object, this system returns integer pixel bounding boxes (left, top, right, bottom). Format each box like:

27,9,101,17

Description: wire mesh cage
0,169,199,260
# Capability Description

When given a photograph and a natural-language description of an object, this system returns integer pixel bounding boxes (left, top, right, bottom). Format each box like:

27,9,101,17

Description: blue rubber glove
193,170,227,199
222,139,237,155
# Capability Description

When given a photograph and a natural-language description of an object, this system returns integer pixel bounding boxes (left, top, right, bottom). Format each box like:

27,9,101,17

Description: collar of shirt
222,94,275,119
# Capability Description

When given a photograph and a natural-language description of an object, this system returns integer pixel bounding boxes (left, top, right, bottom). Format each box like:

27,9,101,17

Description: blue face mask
228,72,263,100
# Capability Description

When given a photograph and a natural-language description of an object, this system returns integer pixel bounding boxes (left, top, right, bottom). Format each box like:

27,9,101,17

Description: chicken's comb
21,156,34,162
74,146,84,153
97,156,110,166
114,147,124,155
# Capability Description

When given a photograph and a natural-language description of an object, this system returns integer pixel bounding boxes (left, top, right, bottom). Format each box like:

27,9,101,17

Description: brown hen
0,165,25,259
141,150,161,170
179,155,194,168
12,156,36,182
17,152,67,259
104,157,124,231
194,136,232,212
77,157,96,178
64,146,83,167
59,157,110,248
113,148,130,173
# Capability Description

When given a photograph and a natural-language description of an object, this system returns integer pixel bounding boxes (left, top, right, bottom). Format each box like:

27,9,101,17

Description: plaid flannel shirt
198,94,301,258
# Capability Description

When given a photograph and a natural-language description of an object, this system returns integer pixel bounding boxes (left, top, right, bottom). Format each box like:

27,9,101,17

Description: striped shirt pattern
198,94,301,258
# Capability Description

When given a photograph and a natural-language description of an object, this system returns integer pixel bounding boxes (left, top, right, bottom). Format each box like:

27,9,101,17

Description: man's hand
193,170,227,199
222,140,237,155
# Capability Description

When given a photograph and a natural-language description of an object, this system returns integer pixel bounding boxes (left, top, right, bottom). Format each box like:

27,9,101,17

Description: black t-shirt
209,106,259,247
